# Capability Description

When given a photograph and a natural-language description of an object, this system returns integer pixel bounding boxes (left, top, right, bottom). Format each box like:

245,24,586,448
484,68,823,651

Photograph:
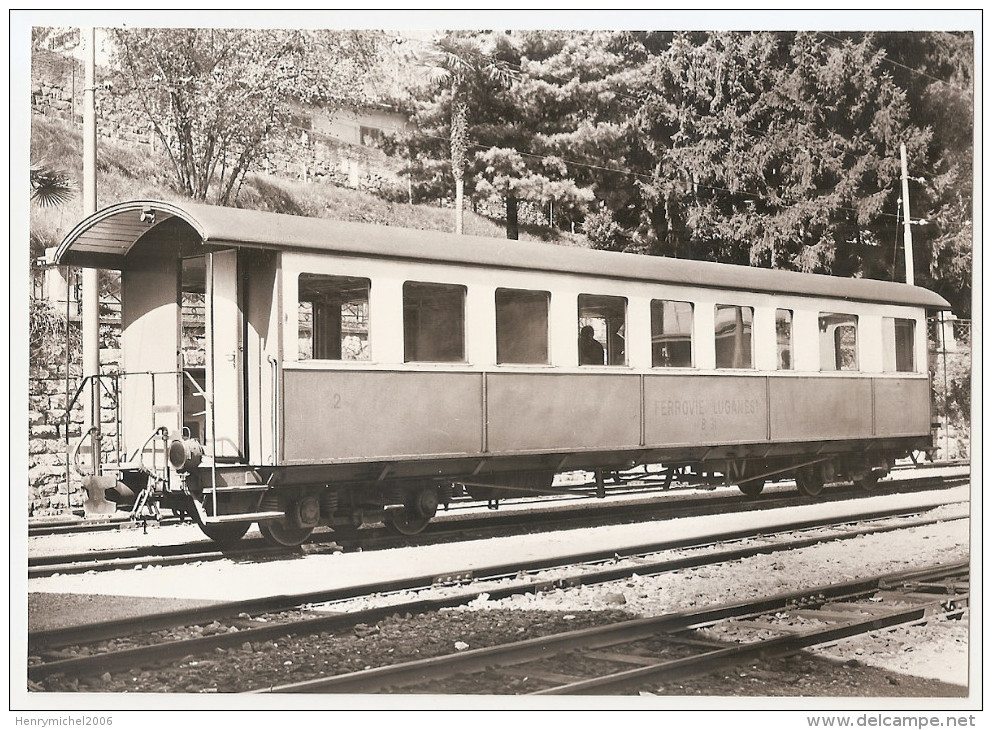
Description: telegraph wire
325,112,912,226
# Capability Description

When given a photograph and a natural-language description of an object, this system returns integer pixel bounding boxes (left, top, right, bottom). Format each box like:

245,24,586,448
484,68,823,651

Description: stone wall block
30,424,59,439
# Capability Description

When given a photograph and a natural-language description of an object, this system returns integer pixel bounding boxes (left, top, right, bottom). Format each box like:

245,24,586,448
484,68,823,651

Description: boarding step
201,511,285,524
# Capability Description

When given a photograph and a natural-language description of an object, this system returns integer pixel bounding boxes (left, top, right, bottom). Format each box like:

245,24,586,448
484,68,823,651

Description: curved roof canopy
56,199,950,309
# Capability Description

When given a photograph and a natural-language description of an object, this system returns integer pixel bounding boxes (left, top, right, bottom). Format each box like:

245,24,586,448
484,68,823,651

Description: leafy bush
930,322,972,460
29,298,79,368
583,207,631,251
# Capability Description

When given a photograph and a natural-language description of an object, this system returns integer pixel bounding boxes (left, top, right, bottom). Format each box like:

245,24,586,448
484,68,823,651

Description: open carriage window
715,304,754,369
819,313,858,371
651,299,693,367
776,309,794,370
298,274,370,361
403,281,466,362
578,294,627,366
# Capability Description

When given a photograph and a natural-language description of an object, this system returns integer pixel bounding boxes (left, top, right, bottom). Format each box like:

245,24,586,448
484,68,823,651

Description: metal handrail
69,426,99,477
133,426,169,474
268,356,280,466
64,374,121,474
64,373,118,416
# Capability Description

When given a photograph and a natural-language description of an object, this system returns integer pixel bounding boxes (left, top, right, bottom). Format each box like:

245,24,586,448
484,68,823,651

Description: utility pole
900,143,915,286
82,27,100,475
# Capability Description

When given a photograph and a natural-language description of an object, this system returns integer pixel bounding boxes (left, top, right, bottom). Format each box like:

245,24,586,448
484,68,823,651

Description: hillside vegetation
29,115,586,261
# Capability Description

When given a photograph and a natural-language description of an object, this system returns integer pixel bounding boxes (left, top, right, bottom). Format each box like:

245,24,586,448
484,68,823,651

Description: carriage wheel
853,472,881,492
738,479,765,497
258,519,314,547
383,508,430,536
198,520,252,544
257,493,315,547
189,496,253,545
795,466,825,497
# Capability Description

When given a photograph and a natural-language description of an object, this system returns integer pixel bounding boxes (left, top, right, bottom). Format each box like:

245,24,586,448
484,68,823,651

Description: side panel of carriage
275,247,934,477
277,370,932,469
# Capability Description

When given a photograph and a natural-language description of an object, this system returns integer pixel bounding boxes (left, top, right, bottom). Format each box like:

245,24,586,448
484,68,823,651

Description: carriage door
205,249,245,461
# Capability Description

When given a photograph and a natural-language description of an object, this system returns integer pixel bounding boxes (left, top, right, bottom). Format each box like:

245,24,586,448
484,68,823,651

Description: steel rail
26,538,310,578
253,561,968,694
533,593,969,695
27,513,967,682
28,471,968,578
28,505,966,651
29,498,963,651
27,464,968,540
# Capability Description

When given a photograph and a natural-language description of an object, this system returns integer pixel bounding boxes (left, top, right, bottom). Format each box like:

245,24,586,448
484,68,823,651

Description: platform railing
64,373,121,477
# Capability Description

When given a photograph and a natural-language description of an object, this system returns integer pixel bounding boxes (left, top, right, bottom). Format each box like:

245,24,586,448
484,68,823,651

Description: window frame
818,312,859,372
714,303,755,370
775,308,794,371
883,316,917,373
577,293,628,367
297,272,371,363
495,287,551,366
402,280,468,364
650,298,694,368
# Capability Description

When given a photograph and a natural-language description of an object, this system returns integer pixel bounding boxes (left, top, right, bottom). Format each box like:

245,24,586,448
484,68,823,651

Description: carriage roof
56,199,950,310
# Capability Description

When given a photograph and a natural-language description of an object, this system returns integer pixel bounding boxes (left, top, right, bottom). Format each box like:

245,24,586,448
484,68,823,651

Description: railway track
27,461,968,540
27,506,968,690
27,467,969,578
254,562,968,695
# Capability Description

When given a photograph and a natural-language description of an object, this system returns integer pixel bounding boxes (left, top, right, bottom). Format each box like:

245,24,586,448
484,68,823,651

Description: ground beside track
20,485,973,702
25,486,967,608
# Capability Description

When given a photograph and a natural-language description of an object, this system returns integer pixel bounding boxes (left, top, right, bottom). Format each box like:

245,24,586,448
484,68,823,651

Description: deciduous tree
111,28,381,205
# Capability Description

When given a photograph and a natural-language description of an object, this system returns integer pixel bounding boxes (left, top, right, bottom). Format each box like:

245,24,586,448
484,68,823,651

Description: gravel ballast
20,486,974,701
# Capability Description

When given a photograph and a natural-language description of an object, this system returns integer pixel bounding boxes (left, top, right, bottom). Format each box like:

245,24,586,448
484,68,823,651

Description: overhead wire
815,31,972,93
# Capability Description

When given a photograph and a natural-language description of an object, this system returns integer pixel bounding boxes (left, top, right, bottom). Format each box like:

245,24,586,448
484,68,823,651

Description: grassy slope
29,115,587,252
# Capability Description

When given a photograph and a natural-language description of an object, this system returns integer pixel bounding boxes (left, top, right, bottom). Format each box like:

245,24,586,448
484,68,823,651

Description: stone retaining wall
28,350,120,517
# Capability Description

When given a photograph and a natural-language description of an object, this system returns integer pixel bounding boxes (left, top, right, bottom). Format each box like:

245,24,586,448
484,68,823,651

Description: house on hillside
314,103,409,148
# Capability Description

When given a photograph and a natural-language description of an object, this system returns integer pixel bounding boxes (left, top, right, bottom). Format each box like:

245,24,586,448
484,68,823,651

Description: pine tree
634,31,932,279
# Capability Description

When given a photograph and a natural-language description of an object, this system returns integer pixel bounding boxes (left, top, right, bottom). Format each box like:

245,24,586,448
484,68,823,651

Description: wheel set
736,460,890,499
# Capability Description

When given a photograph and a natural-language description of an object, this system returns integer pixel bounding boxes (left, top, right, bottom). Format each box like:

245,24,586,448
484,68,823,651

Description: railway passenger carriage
55,200,950,545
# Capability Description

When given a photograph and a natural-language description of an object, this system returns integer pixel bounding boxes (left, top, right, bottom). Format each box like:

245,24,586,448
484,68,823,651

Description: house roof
55,199,951,310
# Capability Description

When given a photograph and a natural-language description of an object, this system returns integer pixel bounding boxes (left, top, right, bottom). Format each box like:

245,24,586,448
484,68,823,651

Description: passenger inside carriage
578,325,606,365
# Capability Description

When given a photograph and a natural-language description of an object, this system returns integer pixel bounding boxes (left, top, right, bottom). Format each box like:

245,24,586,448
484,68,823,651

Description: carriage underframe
84,431,926,546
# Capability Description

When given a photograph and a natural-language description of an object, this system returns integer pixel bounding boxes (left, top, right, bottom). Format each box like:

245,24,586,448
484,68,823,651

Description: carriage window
883,317,916,372
714,305,753,369
819,313,858,371
496,288,549,364
578,294,626,366
298,274,370,361
776,309,793,370
403,281,466,362
651,300,693,367
180,256,207,368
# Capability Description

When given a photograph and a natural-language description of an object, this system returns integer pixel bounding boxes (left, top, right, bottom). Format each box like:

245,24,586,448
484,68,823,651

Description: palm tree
30,162,75,207
420,34,514,235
